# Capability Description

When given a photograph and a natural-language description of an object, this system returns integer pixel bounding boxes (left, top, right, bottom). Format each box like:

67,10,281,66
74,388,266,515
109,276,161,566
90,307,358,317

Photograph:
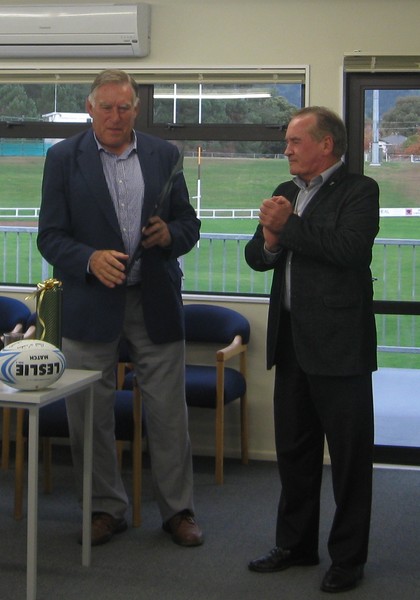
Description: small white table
0,369,101,600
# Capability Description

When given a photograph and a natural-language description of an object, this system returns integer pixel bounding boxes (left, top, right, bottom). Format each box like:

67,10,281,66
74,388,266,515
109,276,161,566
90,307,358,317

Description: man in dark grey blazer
37,70,203,547
245,107,379,593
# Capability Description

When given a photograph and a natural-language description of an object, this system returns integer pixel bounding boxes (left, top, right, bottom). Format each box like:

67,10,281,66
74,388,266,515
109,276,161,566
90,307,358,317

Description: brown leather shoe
162,510,204,546
79,512,128,546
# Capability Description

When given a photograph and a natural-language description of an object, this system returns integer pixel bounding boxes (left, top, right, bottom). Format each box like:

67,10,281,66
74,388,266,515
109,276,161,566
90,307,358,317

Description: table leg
26,408,39,600
14,408,25,520
1,407,11,469
81,384,93,567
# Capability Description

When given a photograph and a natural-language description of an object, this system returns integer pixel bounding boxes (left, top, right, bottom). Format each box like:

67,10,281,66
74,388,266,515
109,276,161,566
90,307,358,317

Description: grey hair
291,106,347,158
88,69,140,107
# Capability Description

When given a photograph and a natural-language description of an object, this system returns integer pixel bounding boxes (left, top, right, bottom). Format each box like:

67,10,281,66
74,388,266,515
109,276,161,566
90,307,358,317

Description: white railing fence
1,226,419,359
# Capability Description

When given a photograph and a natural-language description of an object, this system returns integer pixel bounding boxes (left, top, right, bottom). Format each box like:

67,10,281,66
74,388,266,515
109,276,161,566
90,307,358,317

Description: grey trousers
63,288,194,522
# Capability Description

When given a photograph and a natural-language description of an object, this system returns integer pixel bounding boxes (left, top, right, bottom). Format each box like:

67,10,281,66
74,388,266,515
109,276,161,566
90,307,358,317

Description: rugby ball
0,339,66,391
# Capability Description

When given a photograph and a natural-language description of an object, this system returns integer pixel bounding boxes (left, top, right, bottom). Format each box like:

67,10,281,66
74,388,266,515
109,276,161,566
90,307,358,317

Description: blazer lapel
136,136,163,229
300,164,346,218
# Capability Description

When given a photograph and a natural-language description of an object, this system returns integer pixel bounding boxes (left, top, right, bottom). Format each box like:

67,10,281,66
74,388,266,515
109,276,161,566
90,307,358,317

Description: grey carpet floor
0,450,419,600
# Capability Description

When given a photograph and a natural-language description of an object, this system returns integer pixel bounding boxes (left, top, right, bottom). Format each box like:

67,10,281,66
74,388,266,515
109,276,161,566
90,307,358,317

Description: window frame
345,68,420,466
0,66,308,291
345,71,420,173
0,67,309,141
136,83,303,142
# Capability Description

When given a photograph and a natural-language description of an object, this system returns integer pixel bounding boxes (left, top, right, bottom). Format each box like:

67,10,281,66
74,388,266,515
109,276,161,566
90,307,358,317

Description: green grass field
1,155,419,368
2,155,420,216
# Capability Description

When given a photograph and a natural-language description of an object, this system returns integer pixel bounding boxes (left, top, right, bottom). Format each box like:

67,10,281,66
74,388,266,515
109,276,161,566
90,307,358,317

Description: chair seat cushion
185,364,246,408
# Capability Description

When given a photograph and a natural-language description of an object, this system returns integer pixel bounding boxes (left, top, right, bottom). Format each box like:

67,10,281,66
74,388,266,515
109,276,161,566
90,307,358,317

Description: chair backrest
0,296,31,333
184,304,250,345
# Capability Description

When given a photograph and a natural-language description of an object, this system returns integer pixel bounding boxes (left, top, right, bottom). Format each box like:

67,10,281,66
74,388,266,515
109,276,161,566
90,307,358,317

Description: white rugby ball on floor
0,339,66,390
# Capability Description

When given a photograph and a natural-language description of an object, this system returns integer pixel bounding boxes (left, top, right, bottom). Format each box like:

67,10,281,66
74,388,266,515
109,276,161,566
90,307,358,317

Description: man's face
86,82,139,155
284,114,334,183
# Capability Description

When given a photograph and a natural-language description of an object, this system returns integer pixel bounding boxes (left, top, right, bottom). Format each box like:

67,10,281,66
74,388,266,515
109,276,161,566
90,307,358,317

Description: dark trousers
273,312,374,567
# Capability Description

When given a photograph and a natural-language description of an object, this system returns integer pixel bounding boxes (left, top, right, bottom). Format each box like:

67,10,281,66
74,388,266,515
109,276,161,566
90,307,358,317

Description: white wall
2,0,419,461
2,0,420,114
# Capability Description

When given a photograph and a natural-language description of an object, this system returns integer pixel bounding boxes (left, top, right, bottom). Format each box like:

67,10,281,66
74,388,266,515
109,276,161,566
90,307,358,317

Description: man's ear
323,135,334,154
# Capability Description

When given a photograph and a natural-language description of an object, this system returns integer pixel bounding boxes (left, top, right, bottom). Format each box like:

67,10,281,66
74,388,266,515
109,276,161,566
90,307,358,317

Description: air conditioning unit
0,4,151,58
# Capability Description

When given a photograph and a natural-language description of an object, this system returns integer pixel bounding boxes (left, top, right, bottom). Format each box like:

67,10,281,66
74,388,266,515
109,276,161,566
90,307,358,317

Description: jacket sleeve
244,180,296,272
278,175,380,269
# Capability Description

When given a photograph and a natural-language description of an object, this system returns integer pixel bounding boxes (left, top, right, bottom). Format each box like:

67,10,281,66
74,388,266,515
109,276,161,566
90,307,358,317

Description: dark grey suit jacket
37,129,200,344
245,165,379,376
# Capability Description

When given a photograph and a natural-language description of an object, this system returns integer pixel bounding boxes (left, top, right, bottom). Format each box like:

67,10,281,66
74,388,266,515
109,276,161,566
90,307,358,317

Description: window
0,68,307,290
345,71,420,347
345,62,420,465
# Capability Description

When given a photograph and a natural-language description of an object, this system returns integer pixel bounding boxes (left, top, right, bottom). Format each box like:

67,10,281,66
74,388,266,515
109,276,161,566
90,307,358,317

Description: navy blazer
37,129,200,344
245,165,380,376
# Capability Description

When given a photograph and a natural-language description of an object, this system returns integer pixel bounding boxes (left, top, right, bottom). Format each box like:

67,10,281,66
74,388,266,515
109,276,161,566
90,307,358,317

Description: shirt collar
94,130,138,157
294,160,342,190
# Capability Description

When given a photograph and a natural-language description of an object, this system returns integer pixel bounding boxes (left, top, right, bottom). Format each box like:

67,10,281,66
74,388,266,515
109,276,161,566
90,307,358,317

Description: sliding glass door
346,72,420,465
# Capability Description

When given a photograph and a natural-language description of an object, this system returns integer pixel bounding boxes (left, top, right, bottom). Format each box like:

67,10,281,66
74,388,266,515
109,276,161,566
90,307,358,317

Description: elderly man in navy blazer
37,69,203,547
245,107,379,593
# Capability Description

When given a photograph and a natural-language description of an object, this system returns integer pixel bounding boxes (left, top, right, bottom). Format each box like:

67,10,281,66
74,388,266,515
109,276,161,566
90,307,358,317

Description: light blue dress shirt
97,131,145,285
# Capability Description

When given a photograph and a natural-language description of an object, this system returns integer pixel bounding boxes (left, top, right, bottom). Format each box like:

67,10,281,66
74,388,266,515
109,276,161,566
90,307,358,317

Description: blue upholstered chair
0,296,32,470
14,376,143,526
121,304,250,484
22,311,37,340
0,296,31,349
183,304,250,484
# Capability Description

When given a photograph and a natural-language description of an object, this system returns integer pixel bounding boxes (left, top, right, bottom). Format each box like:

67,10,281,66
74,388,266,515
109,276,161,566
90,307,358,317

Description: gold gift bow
27,278,63,341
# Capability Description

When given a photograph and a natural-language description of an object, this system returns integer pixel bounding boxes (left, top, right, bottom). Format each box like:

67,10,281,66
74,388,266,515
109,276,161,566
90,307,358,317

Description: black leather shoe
321,565,364,593
248,546,319,573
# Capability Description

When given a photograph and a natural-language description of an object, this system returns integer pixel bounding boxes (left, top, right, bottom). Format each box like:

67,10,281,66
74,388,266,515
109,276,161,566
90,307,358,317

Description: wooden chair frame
2,320,35,470
210,333,249,484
